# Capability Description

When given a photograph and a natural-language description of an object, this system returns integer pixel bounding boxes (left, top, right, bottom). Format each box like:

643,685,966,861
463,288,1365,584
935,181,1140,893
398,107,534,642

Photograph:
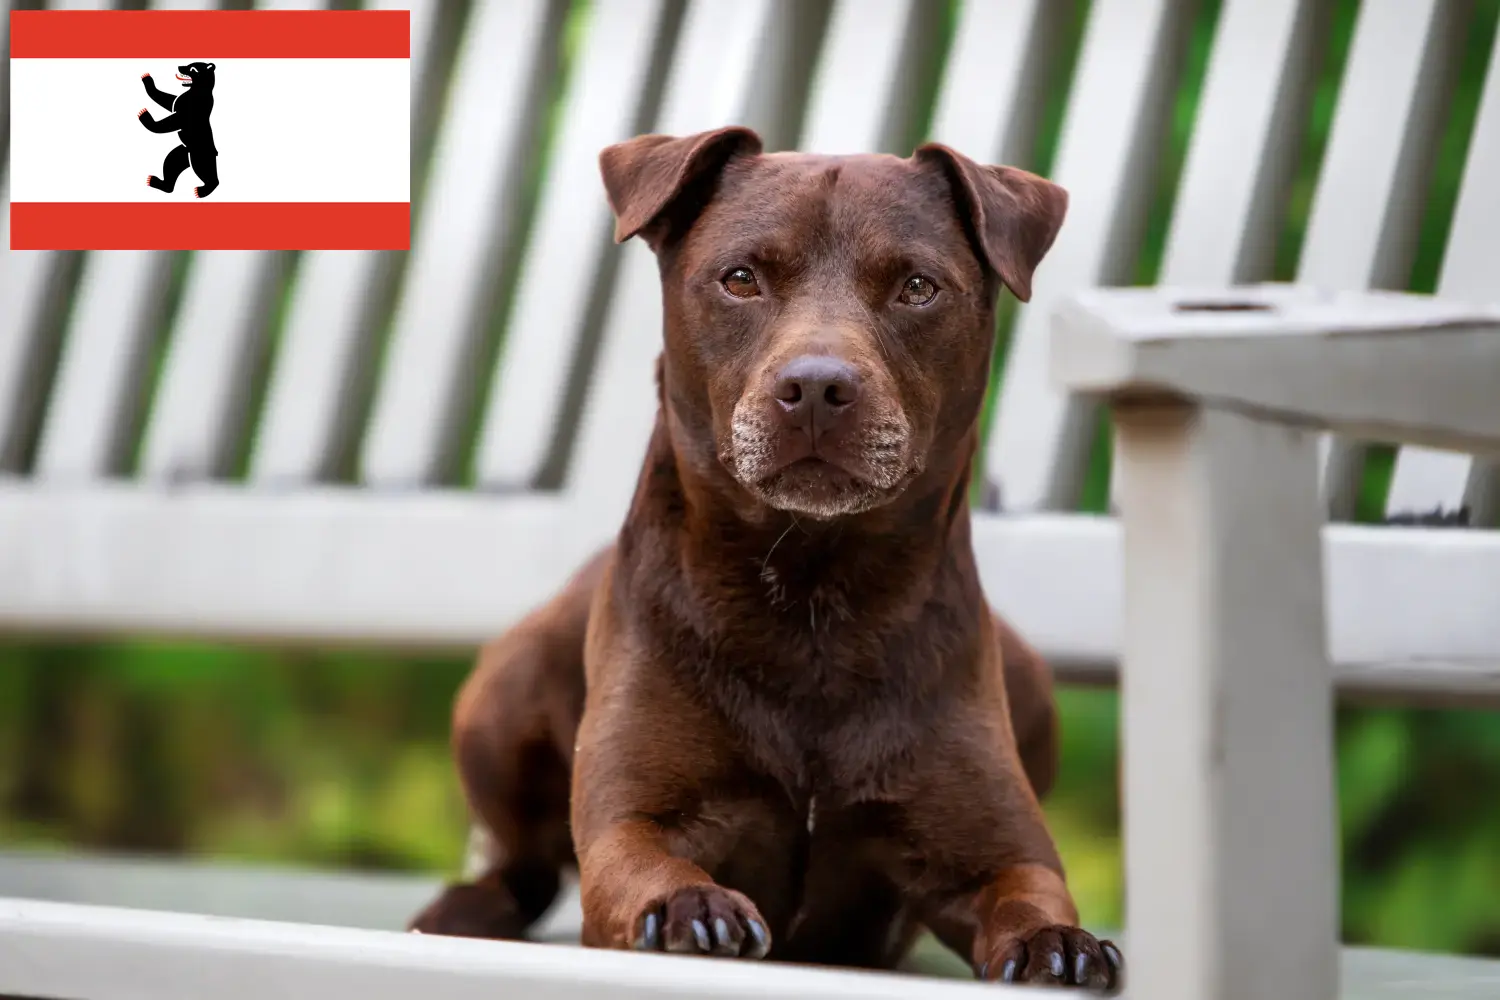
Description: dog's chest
696,614,944,805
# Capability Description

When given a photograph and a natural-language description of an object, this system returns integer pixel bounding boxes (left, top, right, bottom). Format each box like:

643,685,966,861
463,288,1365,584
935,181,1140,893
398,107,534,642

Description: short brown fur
410,127,1120,991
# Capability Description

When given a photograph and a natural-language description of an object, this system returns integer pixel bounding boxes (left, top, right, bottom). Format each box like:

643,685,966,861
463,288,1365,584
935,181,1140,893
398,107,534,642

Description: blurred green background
3,0,1499,962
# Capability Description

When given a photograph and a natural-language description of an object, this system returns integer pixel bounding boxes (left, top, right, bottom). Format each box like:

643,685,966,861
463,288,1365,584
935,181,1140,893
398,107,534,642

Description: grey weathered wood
1386,30,1500,523
566,0,814,526
926,0,1065,170
1114,401,1337,1000
8,854,1500,997
983,0,1196,511
473,0,680,491
360,0,568,488
3,482,1498,705
250,0,446,485
136,251,290,481
0,898,996,1000
1303,0,1466,519
798,0,936,155
1159,0,1324,286
34,251,174,479
1107,0,1323,502
1054,286,1500,457
0,237,79,472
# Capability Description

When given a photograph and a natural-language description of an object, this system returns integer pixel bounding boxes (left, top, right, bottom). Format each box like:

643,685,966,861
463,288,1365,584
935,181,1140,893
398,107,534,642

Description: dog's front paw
632,884,770,959
979,926,1122,992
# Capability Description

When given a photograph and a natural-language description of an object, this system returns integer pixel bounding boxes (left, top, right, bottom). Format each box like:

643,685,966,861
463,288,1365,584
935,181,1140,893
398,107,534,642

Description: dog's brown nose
773,355,860,435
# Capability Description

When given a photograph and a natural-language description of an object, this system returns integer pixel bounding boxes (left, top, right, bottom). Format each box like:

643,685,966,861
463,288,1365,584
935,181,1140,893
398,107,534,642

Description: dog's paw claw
980,926,1121,992
632,885,769,959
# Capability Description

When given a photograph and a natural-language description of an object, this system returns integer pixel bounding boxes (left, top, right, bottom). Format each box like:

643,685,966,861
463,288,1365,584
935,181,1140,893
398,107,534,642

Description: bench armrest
1051,284,1500,456
1039,282,1500,1000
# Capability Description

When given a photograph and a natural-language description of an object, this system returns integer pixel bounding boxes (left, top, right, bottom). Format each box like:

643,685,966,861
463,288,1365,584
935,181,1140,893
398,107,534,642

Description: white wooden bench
3,0,1499,998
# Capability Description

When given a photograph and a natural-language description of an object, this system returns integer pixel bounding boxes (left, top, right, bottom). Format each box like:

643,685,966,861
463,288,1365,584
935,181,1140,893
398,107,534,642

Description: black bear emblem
138,61,219,199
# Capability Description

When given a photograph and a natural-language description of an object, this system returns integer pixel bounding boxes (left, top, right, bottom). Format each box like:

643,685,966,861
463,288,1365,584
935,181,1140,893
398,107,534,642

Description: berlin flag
8,9,410,250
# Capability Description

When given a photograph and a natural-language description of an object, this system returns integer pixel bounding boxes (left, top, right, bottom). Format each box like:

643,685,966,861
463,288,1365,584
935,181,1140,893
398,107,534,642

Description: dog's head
600,126,1066,519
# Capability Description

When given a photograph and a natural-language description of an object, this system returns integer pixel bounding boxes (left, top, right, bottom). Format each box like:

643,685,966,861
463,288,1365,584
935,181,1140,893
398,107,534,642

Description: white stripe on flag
10,58,409,203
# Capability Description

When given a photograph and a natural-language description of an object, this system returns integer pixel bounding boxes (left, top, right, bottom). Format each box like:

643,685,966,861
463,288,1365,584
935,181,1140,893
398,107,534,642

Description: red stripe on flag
10,202,411,251
9,10,409,59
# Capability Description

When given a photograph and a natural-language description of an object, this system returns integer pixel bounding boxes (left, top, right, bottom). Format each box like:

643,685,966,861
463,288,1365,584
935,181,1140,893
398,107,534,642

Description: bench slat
249,2,445,486
34,252,174,479
565,0,811,525
136,250,289,480
1106,0,1323,503
983,0,1196,511
359,0,567,488
1300,0,1465,518
3,483,1497,706
0,898,987,1000
1386,29,1500,521
472,0,679,491
927,0,1062,169
248,2,440,486
0,240,77,473
798,0,930,155
1160,0,1324,286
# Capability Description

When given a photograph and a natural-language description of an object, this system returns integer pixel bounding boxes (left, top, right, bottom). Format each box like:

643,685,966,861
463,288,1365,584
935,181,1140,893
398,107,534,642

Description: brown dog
409,126,1122,991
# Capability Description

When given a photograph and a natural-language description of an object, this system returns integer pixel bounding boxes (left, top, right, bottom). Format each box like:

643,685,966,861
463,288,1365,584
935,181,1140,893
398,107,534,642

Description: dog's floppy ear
915,144,1068,303
599,126,763,246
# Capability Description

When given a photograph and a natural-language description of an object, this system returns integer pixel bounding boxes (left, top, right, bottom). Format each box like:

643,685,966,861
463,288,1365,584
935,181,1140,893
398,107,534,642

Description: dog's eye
899,275,938,306
722,267,760,299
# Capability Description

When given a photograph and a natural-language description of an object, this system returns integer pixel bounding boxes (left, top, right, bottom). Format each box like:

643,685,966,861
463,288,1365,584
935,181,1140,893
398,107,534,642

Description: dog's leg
571,592,776,958
995,613,1060,800
901,655,1124,991
407,550,608,939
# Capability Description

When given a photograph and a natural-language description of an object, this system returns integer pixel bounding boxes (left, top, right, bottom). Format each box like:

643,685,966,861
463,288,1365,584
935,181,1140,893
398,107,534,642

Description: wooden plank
926,0,1065,168
0,210,81,472
1299,0,1466,518
1115,401,1336,1000
135,250,290,481
798,0,933,155
564,0,813,528
4,872,1499,1000
1158,0,1324,286
1107,0,1322,505
33,251,175,479
472,0,680,491
1,484,1498,703
1052,286,1500,458
1387,29,1500,522
250,1,448,485
359,0,567,488
0,899,994,1000
983,0,1197,512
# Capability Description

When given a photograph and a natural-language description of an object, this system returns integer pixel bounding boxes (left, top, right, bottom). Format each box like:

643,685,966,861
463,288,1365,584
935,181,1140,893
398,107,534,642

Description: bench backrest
3,0,1497,556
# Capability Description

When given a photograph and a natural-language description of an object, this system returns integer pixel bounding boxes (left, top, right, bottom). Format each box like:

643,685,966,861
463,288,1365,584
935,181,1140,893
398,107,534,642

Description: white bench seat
4,851,1500,1000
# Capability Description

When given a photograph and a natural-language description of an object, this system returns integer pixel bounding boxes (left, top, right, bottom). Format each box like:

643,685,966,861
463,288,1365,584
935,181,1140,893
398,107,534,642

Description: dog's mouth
751,457,878,518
